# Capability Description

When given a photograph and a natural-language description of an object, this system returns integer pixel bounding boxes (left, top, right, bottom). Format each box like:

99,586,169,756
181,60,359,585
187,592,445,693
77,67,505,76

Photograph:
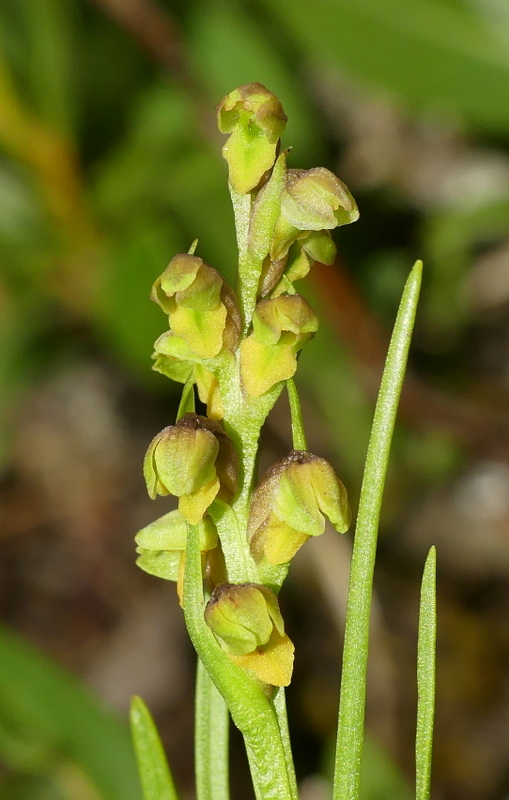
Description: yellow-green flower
240,295,318,397
151,253,241,359
217,83,287,194
249,450,351,565
205,582,294,686
143,413,238,524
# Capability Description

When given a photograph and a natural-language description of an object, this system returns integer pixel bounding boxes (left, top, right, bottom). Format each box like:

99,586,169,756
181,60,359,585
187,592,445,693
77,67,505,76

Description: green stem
195,658,230,800
273,688,298,800
230,187,257,333
333,261,423,800
218,356,284,583
287,379,307,450
217,160,288,583
416,546,436,800
183,522,295,800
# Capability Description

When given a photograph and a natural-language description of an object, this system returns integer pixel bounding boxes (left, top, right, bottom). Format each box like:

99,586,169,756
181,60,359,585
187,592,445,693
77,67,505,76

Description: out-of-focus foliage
0,0,509,798
0,624,141,800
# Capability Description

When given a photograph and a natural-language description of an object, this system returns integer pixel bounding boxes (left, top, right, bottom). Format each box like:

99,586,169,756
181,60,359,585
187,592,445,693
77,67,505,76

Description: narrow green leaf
130,696,178,800
195,659,230,800
416,547,436,800
333,261,423,800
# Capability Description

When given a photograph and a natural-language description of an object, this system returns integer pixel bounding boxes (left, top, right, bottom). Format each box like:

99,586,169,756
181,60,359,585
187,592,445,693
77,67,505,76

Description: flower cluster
136,84,358,689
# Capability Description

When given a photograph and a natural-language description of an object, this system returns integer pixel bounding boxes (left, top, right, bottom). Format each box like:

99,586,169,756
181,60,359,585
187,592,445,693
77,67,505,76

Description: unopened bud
143,413,238,523
217,83,287,194
270,168,357,263
281,168,359,231
205,582,294,686
240,296,318,396
249,451,351,565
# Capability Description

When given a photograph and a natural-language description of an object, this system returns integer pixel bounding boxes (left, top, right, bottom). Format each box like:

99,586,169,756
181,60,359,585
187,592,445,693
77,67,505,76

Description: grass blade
333,260,423,800
130,696,178,800
416,547,437,800
195,658,230,800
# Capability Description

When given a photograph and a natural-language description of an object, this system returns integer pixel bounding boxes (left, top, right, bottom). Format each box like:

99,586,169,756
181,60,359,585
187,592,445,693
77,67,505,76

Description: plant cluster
129,84,435,800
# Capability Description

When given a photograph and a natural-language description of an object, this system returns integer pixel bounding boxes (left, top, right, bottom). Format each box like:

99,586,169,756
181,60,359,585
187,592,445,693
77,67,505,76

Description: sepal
281,167,359,231
135,511,222,605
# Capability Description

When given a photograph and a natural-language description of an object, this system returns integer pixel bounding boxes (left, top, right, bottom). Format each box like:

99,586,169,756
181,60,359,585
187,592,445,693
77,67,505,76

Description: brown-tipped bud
143,414,238,524
205,582,294,686
240,296,318,397
151,254,240,359
249,451,351,565
270,169,358,264
217,84,287,141
217,83,287,194
281,168,359,231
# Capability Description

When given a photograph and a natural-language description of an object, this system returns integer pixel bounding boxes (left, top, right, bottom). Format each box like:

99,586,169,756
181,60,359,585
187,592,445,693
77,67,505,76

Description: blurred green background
1,0,509,798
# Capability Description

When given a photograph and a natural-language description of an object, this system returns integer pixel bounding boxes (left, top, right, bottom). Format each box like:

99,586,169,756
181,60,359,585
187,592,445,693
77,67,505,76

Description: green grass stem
416,546,436,800
130,696,178,800
333,261,423,800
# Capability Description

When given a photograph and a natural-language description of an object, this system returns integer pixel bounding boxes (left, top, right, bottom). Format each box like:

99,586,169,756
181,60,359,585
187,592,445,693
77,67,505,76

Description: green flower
151,253,240,359
249,450,351,565
271,169,358,262
205,582,294,686
217,83,287,194
240,295,318,396
143,413,238,524
135,510,222,603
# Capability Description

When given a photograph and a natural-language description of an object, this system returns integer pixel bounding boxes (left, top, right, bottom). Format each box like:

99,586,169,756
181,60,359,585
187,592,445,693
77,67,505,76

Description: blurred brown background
1,1,509,798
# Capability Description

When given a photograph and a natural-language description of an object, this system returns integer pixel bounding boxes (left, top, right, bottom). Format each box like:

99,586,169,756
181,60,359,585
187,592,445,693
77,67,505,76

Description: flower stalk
130,83,431,800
